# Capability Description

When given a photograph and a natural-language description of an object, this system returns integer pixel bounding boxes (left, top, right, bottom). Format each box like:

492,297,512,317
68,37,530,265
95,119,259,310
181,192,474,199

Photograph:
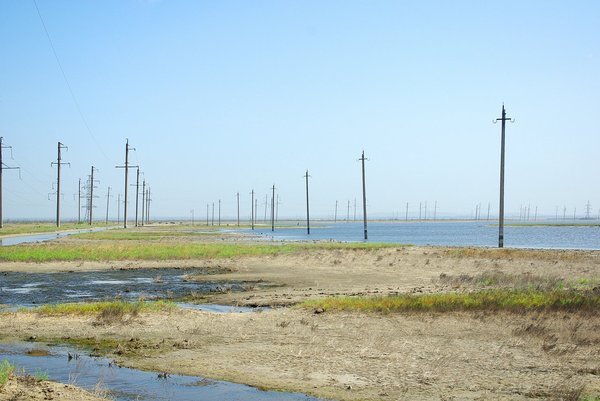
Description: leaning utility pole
51,142,69,227
271,185,275,232
304,171,310,235
115,139,138,228
359,151,368,240
0,137,20,228
495,104,513,248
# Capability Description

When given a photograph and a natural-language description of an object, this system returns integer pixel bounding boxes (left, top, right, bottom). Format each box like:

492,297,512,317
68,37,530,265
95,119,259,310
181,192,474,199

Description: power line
32,0,109,160
1,137,21,228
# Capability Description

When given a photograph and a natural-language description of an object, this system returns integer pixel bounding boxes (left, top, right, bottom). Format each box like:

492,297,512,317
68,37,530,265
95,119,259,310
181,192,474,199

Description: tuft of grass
27,300,175,316
301,289,600,314
0,241,404,262
33,369,49,382
0,359,15,386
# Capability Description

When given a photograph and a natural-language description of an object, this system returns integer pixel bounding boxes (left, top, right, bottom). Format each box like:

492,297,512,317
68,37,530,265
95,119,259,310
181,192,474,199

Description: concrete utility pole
115,139,138,229
141,180,146,227
51,142,69,227
88,166,98,225
105,187,112,224
0,137,20,228
146,187,151,224
347,200,350,222
251,189,255,230
487,202,491,221
359,151,368,240
334,200,338,223
271,185,275,232
304,170,310,235
237,192,240,227
495,104,513,248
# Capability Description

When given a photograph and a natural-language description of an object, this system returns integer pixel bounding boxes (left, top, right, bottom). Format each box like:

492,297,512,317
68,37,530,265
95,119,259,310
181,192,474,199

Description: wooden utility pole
304,170,310,235
359,151,368,240
496,104,513,248
115,139,138,228
51,142,69,227
0,137,20,228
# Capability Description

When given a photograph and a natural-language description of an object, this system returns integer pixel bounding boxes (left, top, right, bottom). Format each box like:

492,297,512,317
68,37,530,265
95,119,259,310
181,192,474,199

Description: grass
0,222,108,236
444,247,589,262
302,289,600,314
26,300,175,316
71,230,222,240
0,359,15,386
0,241,403,262
436,271,599,291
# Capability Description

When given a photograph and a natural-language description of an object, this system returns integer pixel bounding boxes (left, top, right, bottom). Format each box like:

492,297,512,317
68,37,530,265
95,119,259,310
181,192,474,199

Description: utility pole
254,198,258,226
359,151,368,240
237,192,240,227
534,205,538,221
495,104,513,248
77,178,82,224
218,199,221,226
424,201,428,221
88,166,98,225
304,170,310,235
334,200,338,223
405,202,409,221
51,142,69,227
585,201,592,219
211,202,214,226
0,137,20,228
347,200,350,222
117,193,121,225
271,184,275,232
105,186,111,224
419,202,422,221
206,203,209,226
250,189,255,230
487,202,491,221
146,187,151,224
115,139,137,228
132,167,140,226
141,180,146,227
563,205,566,221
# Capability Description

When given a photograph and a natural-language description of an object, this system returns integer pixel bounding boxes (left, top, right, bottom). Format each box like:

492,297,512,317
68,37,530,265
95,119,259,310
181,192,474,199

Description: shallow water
0,268,246,307
0,227,108,246
176,302,269,313
247,221,600,249
0,342,324,401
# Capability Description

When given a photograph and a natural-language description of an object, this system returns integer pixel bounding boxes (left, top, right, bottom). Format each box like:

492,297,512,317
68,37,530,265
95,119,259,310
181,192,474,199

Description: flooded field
0,267,248,308
0,342,325,401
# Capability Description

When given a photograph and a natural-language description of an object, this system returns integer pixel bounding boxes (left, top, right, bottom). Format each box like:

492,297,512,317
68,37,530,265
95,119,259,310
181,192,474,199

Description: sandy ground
1,245,600,400
0,375,107,401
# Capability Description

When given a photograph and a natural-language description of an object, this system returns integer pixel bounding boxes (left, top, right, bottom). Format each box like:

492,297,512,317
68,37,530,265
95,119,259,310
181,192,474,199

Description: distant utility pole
487,202,491,221
534,206,538,221
250,189,255,230
146,187,151,224
304,170,310,235
131,167,140,226
347,200,350,222
88,166,98,225
141,180,146,227
218,199,221,226
424,201,428,221
254,198,258,226
0,137,20,228
51,142,69,227
405,202,409,221
419,202,422,221
77,178,82,224
563,205,567,220
573,207,577,220
334,200,338,223
115,139,138,228
236,192,240,227
434,201,438,221
117,193,121,225
359,151,368,240
105,187,112,224
271,185,275,232
276,194,280,222
211,202,214,226
495,104,513,248
206,203,209,226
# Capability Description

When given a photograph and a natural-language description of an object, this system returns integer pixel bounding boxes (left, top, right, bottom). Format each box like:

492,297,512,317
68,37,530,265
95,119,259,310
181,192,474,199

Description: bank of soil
0,376,108,401
1,246,600,400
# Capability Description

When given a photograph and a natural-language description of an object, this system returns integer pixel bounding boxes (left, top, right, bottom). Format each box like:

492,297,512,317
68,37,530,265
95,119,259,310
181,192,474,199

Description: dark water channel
0,268,244,308
0,342,324,401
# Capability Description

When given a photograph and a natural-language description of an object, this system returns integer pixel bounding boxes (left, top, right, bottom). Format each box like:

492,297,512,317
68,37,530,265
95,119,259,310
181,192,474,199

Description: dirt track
2,245,600,400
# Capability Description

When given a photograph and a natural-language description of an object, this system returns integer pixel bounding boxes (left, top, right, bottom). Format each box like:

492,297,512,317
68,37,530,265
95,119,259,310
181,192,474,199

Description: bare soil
1,245,600,400
0,375,107,401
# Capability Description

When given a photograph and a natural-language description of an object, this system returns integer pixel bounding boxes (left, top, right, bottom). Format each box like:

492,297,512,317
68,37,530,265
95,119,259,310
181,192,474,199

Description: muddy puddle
0,268,249,307
0,342,324,400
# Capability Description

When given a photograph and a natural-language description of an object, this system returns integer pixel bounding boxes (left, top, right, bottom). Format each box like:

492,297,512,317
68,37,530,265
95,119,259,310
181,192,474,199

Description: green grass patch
0,241,403,262
0,359,15,386
0,223,107,236
26,300,175,315
302,290,600,314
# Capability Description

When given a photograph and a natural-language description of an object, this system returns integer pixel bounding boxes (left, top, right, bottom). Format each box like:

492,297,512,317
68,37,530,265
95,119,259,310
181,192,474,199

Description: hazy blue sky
0,1,598,221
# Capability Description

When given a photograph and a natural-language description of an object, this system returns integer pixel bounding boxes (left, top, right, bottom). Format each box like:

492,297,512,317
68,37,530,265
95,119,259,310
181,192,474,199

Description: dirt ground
1,245,600,400
0,375,107,401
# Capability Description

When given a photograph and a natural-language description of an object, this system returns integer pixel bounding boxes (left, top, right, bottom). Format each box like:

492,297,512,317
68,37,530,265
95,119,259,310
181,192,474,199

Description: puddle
0,227,109,246
0,268,248,307
177,303,269,313
0,342,325,401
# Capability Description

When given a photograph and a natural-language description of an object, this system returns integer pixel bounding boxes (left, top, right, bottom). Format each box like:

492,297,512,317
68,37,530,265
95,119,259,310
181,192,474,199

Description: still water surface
247,221,600,250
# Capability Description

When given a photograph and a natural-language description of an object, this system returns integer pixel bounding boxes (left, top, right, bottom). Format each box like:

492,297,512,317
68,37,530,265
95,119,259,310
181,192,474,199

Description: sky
0,0,598,222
